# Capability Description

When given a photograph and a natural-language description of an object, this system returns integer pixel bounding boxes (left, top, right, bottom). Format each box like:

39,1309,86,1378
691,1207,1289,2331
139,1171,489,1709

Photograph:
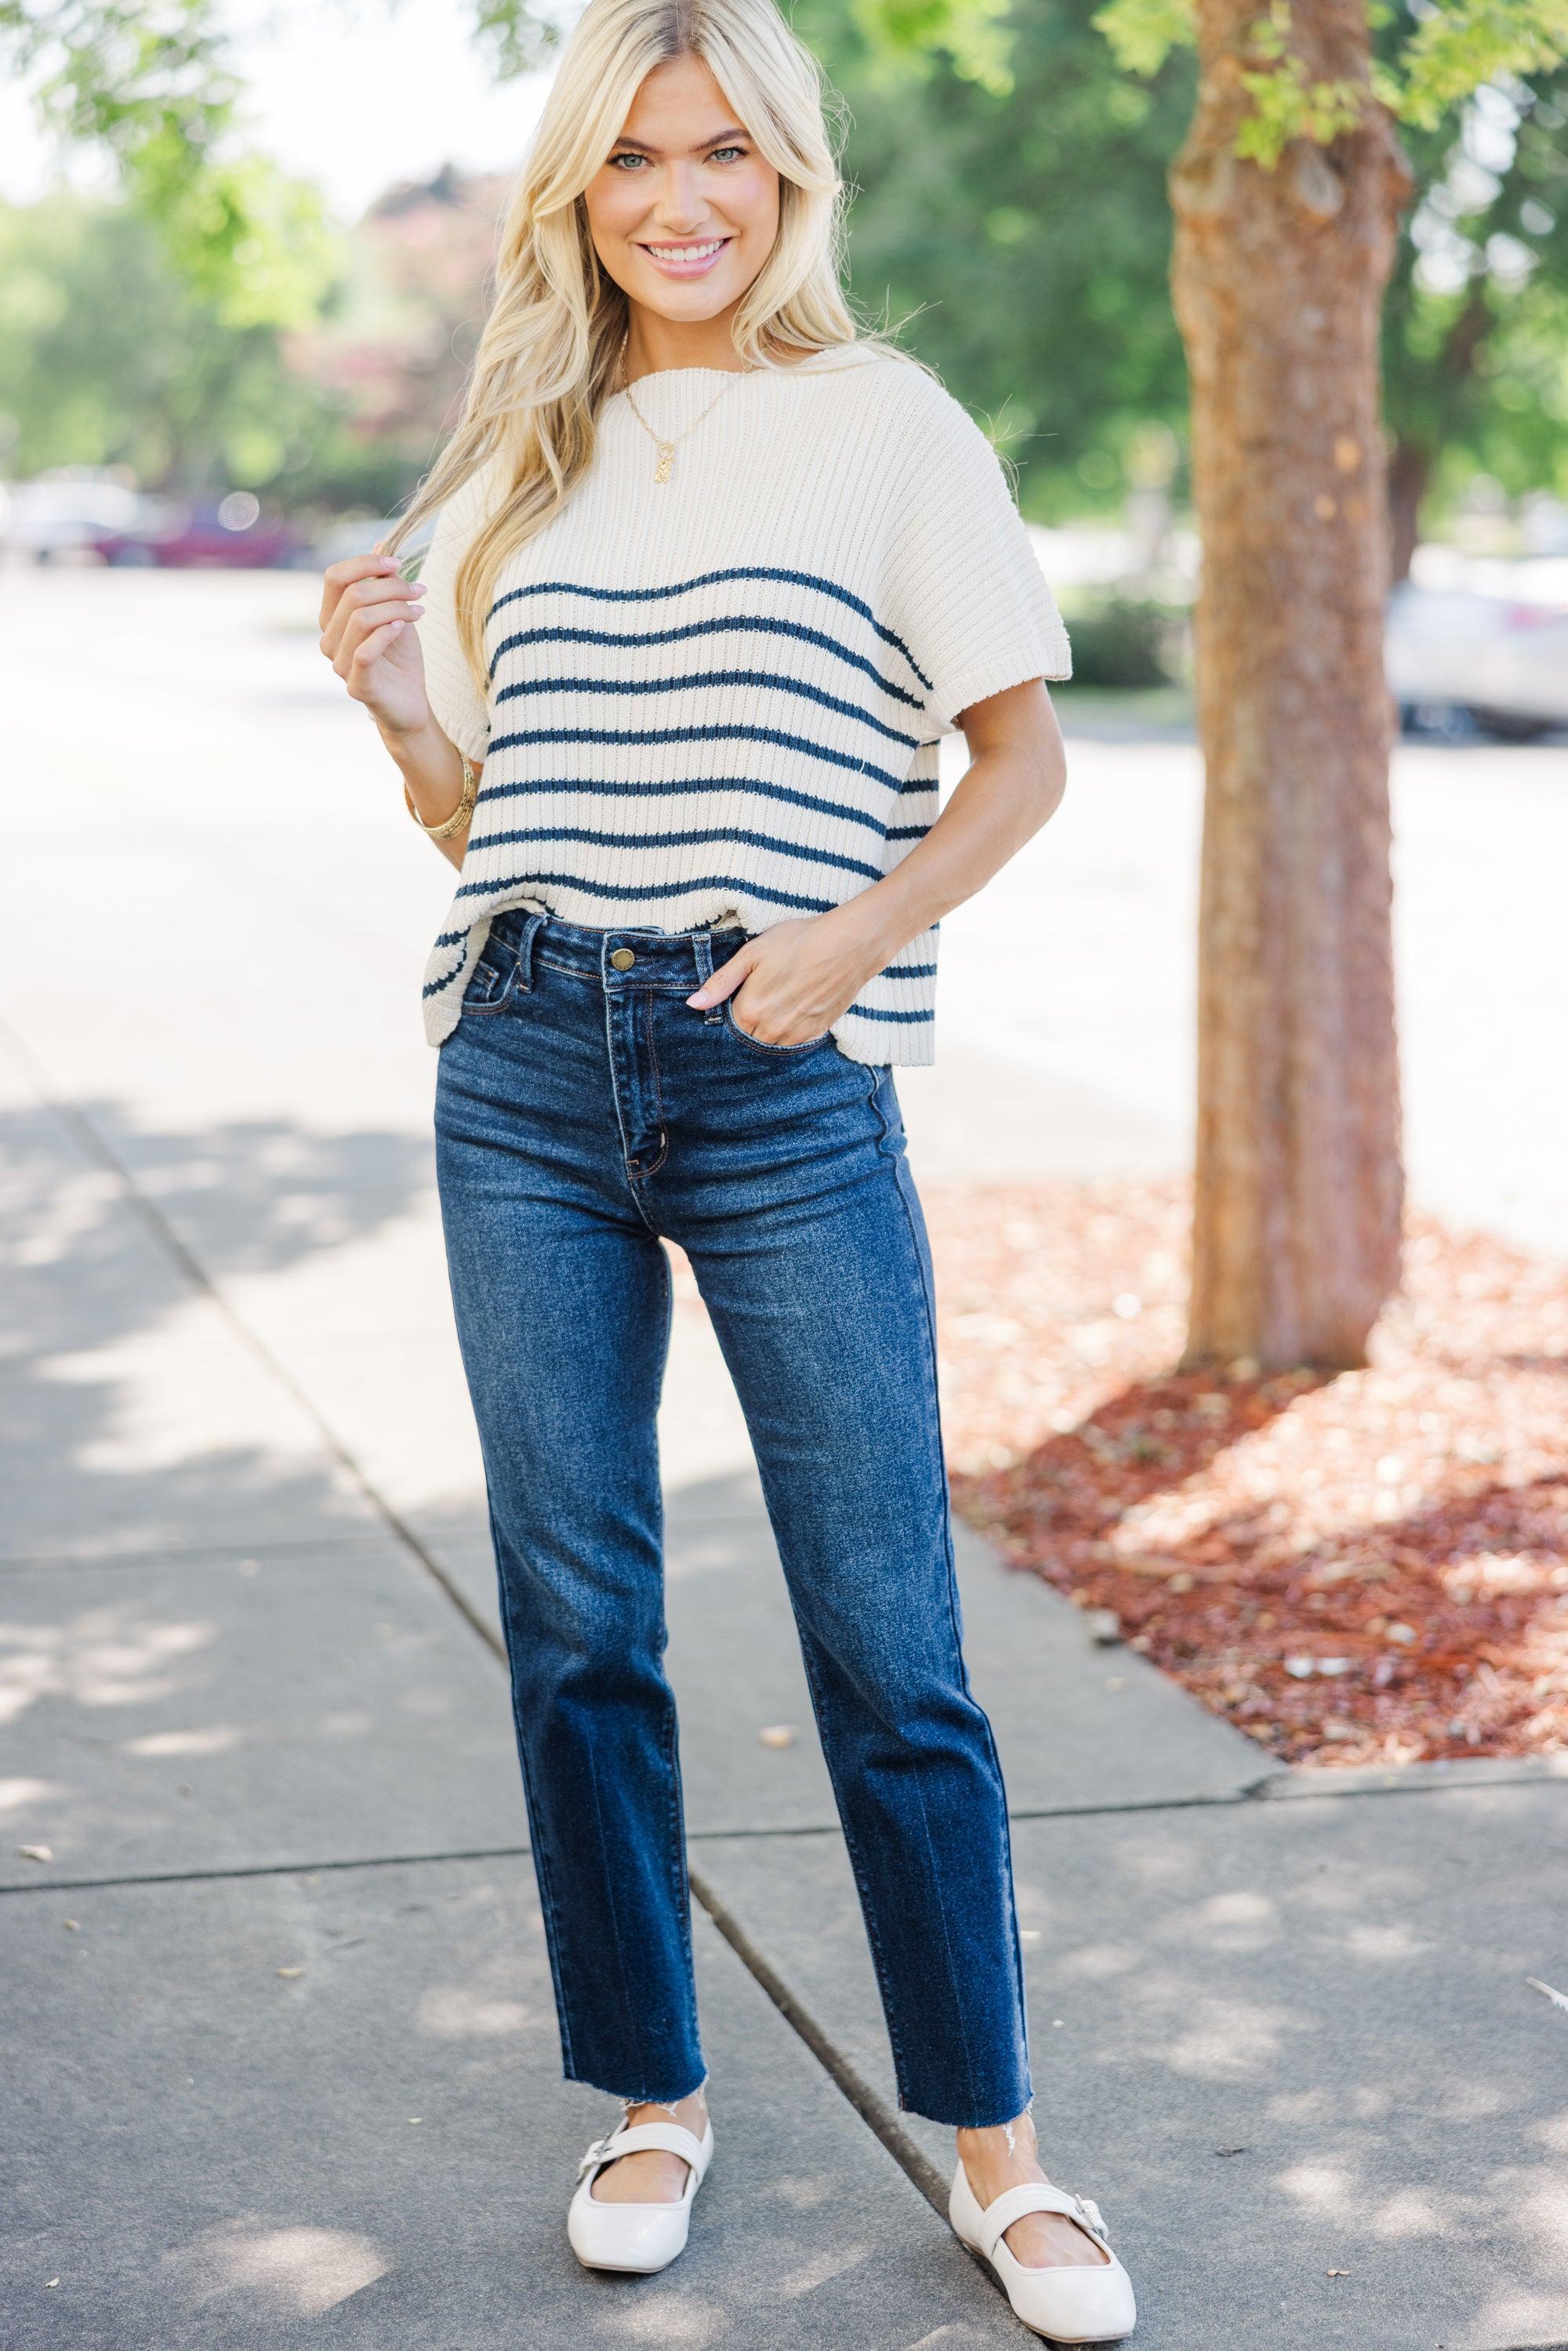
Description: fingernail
685,992,706,1007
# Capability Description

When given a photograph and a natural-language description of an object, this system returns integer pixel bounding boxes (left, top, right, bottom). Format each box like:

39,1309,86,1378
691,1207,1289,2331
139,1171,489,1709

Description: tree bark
1172,0,1411,1372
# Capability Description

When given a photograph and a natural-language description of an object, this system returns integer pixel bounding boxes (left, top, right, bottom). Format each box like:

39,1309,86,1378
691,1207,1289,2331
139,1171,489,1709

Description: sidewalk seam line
679,1765,1568,1842
0,1846,533,1897
0,1533,416,1574
686,1867,951,2217
13,1755,1566,1902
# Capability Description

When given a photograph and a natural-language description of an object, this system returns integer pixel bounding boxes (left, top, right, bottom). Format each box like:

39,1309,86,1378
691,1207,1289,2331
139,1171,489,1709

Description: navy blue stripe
489,613,925,711
846,1002,935,1023
465,824,884,885
485,723,906,793
887,823,931,841
471,771,893,840
487,566,933,691
453,869,838,913
879,962,937,980
423,958,469,1000
494,668,920,753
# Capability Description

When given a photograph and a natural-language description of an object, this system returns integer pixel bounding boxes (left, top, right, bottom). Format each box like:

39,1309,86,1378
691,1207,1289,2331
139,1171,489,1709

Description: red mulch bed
921,1179,1568,1769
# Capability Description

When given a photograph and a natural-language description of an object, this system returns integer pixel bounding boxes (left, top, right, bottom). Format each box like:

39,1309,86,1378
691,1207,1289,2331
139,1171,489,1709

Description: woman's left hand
686,910,887,1047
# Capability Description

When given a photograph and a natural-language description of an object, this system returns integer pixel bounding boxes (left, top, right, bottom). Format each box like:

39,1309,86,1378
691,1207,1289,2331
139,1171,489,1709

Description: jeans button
609,948,636,971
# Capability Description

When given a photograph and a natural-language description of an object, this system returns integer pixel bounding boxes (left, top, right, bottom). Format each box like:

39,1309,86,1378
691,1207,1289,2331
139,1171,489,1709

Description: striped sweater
416,343,1071,1064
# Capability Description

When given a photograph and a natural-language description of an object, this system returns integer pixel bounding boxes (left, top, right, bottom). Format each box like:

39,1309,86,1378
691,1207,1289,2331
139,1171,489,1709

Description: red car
91,496,312,569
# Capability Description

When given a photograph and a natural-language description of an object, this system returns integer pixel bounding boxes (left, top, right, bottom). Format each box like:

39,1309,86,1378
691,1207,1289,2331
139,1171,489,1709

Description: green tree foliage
800,0,1195,516
837,0,1020,89
1385,69,1568,534
1093,0,1568,145
4,0,337,325
1087,0,1568,536
0,174,516,510
0,190,336,487
840,0,1568,539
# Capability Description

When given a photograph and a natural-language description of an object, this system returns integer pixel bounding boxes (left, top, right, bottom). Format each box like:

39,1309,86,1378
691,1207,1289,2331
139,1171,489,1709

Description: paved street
2,566,1566,2348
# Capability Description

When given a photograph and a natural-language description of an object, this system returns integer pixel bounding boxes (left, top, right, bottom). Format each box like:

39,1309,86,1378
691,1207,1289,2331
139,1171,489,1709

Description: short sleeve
412,466,495,764
887,388,1072,737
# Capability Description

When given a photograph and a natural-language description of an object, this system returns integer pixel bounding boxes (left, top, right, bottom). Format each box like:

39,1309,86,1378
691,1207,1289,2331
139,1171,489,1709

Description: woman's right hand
318,552,430,737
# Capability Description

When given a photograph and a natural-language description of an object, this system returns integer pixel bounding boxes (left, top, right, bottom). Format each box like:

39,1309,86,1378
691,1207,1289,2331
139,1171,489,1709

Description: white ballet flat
949,2161,1138,2342
566,2115,714,2274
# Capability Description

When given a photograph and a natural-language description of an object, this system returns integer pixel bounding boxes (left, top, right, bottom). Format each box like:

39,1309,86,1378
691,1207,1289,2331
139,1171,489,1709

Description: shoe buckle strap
1075,2193,1110,2245
577,2120,709,2183
576,2133,618,2179
979,2182,1112,2262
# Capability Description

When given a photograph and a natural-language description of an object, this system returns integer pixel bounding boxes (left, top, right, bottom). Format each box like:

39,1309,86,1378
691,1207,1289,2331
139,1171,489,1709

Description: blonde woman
318,0,1134,2335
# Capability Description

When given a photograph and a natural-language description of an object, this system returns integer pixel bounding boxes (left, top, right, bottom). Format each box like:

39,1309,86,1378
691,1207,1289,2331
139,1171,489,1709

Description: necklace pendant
653,444,674,485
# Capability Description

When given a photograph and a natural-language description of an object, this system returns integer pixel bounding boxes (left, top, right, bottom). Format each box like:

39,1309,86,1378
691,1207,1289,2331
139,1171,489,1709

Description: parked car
0,474,151,561
89,495,314,569
1387,571,1568,741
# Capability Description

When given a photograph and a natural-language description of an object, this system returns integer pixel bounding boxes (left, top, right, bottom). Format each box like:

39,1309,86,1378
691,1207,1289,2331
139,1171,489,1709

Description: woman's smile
636,235,734,278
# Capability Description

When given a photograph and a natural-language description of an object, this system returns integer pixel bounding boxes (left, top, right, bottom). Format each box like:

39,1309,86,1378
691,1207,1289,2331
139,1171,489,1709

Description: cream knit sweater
417,343,1071,1065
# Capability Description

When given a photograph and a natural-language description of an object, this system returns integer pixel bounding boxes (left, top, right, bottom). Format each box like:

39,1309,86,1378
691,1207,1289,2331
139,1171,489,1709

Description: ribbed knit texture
416,345,1071,1064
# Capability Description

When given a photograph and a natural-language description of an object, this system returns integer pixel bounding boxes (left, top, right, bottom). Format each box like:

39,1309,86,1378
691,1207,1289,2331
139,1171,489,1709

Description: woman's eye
607,143,745,172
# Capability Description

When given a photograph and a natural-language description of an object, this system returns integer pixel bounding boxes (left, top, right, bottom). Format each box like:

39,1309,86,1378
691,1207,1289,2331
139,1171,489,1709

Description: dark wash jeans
433,907,1033,2128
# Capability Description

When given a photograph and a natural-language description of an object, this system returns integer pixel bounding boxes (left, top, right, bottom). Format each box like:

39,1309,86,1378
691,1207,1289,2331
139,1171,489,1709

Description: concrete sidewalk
2,568,1566,2348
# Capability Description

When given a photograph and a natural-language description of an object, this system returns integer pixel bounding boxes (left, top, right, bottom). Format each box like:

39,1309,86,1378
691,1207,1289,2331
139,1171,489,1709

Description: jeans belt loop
516,910,546,992
693,931,716,988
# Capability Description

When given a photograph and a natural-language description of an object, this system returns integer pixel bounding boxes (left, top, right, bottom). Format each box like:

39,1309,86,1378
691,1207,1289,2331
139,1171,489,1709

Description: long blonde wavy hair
382,0,910,700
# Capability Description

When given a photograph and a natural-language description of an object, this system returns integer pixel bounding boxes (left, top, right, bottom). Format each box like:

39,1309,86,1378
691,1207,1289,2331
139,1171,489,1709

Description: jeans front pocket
459,938,519,1018
722,998,831,1057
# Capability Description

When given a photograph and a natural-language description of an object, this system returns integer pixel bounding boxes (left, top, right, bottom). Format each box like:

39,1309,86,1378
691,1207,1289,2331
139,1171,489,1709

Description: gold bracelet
405,752,477,840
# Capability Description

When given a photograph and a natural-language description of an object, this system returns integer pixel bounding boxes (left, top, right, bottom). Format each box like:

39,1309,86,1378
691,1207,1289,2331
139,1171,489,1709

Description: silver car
1387,570,1568,741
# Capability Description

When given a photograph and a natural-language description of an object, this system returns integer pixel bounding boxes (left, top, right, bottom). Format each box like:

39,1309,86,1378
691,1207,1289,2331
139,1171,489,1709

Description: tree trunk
1172,0,1410,1372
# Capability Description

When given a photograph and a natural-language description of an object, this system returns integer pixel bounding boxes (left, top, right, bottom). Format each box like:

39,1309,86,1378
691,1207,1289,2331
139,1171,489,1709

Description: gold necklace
615,329,755,484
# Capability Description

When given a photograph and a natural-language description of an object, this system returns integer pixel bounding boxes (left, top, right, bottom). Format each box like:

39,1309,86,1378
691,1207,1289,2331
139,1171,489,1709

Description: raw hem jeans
432,909,1033,2128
